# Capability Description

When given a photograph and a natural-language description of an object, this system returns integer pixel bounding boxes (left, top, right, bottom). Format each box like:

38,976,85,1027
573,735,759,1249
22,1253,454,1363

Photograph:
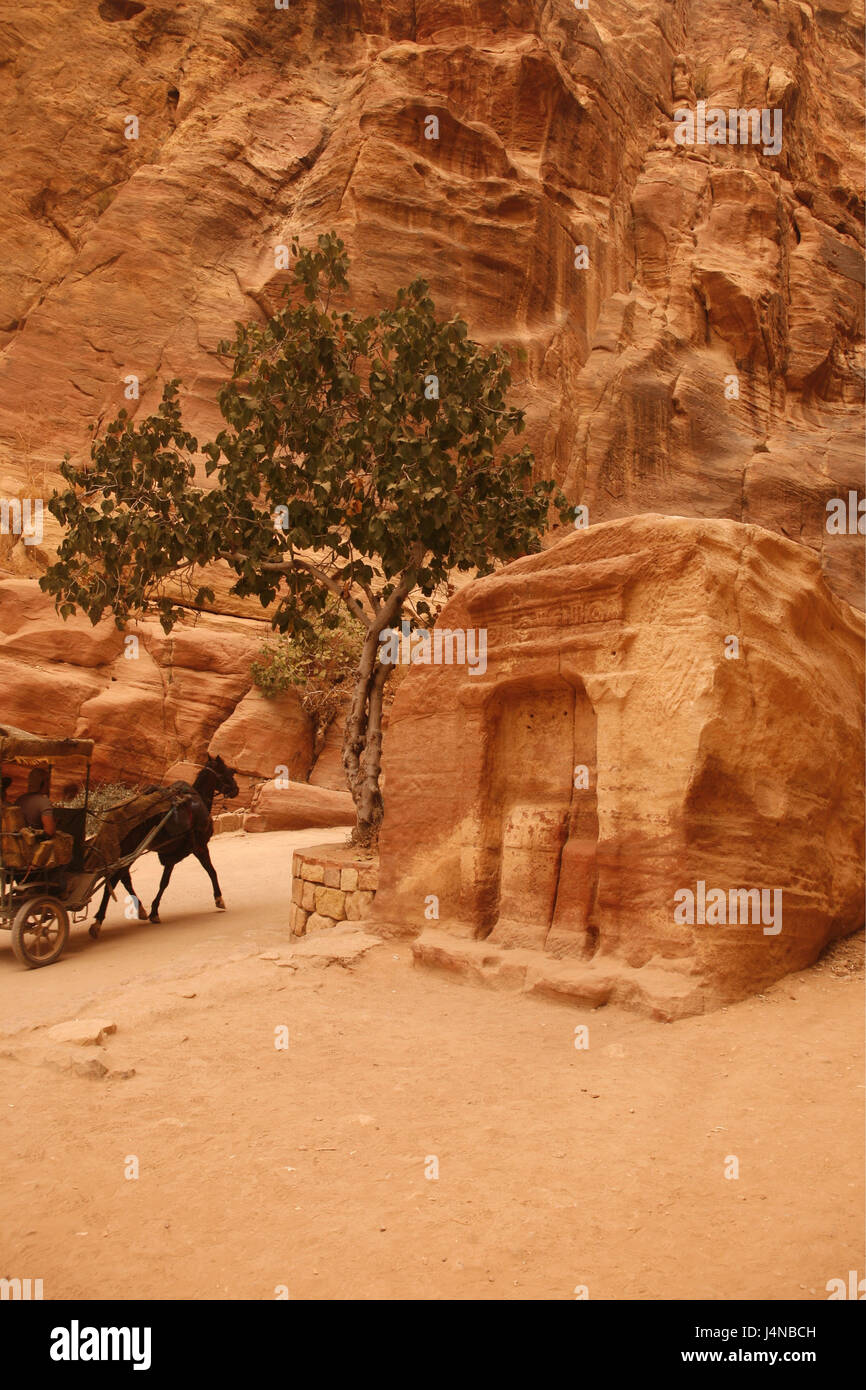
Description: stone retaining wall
290,843,378,936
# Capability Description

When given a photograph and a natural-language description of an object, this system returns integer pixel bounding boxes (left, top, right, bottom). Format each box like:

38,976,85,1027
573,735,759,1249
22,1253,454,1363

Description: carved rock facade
373,516,865,1017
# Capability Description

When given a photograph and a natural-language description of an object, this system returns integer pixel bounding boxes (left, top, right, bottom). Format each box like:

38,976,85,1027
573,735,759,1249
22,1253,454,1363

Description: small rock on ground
47,1019,117,1047
290,931,382,963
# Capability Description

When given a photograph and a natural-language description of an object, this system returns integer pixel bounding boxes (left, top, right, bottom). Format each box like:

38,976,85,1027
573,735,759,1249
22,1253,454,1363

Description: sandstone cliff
1,0,863,608
0,575,353,826
0,0,862,840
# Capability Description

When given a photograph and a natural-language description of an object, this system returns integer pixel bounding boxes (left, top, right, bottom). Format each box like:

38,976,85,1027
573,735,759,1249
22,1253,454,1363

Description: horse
88,787,197,936
147,754,239,923
88,755,239,934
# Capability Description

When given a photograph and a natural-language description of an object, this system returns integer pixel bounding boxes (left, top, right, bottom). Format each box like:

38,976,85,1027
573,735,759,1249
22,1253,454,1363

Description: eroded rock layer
373,515,865,1016
0,576,353,825
0,0,863,610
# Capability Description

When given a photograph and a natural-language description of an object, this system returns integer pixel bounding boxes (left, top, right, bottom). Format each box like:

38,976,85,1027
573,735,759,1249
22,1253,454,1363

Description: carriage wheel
11,897,70,969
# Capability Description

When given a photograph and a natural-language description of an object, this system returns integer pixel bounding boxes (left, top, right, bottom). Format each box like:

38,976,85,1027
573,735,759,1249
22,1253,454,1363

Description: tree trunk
342,657,390,847
354,659,389,841
341,579,410,847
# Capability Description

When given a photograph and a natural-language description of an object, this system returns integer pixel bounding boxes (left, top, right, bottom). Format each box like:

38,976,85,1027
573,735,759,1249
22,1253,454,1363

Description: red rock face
0,0,862,606
373,516,865,1017
0,2,862,870
0,576,317,791
209,688,314,788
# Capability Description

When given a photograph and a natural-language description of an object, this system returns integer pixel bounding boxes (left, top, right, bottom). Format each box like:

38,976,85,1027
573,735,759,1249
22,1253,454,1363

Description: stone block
344,892,360,921
315,886,346,919
289,904,308,936
305,912,336,934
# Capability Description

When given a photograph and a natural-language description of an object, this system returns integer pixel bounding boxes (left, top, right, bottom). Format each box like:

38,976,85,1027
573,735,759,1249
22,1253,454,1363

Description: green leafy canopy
41,231,571,638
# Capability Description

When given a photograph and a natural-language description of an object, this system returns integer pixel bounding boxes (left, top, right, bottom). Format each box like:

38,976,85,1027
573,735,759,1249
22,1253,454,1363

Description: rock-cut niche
475,676,599,957
98,1,146,22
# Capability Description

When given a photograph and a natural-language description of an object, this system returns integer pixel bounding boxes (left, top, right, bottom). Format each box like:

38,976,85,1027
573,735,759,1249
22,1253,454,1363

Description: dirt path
0,829,862,1301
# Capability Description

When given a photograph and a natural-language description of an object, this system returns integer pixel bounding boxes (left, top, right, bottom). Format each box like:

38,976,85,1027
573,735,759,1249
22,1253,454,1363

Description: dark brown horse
147,755,239,923
89,755,239,933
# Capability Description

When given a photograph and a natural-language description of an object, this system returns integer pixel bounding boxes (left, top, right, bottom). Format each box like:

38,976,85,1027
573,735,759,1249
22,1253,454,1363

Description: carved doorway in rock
479,676,598,952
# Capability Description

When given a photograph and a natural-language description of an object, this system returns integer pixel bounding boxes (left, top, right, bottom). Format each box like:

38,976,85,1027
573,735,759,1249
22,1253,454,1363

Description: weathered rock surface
0,576,333,810
244,780,354,833
373,515,865,1016
307,698,352,791
208,687,314,786
0,0,862,607
0,575,264,783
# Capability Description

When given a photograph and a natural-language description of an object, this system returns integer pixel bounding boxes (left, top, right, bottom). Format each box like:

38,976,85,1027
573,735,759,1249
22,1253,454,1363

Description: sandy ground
0,828,862,1302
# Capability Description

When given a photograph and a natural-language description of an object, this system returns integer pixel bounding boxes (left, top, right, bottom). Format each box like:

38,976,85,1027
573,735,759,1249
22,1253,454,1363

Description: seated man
16,767,56,837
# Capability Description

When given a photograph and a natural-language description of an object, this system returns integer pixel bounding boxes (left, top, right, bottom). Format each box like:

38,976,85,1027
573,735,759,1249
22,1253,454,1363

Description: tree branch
219,549,371,627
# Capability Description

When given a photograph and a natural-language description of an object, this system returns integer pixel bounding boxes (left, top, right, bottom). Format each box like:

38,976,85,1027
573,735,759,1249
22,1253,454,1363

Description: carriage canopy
0,725,95,765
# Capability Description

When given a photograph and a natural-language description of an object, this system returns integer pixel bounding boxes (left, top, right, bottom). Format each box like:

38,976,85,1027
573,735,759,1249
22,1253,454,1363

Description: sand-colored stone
345,890,376,922
305,912,337,935
289,903,308,936
344,893,362,922
208,688,313,785
374,515,865,1018
308,700,351,791
294,844,375,875
251,782,354,833
47,1018,117,1047
0,577,265,786
300,862,325,884
314,886,346,920
0,557,332,837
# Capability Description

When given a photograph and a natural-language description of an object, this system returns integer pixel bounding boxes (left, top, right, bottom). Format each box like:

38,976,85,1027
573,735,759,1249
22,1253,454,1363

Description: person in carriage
15,767,57,837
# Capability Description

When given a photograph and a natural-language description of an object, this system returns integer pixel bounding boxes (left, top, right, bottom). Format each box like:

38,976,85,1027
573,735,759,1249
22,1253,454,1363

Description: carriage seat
1,805,74,869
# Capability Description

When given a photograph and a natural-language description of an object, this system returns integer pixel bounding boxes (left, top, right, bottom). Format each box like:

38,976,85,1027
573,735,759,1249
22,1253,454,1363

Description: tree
42,233,571,844
251,607,364,758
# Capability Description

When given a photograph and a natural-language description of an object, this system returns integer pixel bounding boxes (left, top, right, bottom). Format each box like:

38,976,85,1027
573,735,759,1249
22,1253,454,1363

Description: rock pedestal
290,844,378,937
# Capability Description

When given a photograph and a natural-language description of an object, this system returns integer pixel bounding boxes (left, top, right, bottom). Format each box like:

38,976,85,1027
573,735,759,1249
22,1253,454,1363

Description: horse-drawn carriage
0,725,195,968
